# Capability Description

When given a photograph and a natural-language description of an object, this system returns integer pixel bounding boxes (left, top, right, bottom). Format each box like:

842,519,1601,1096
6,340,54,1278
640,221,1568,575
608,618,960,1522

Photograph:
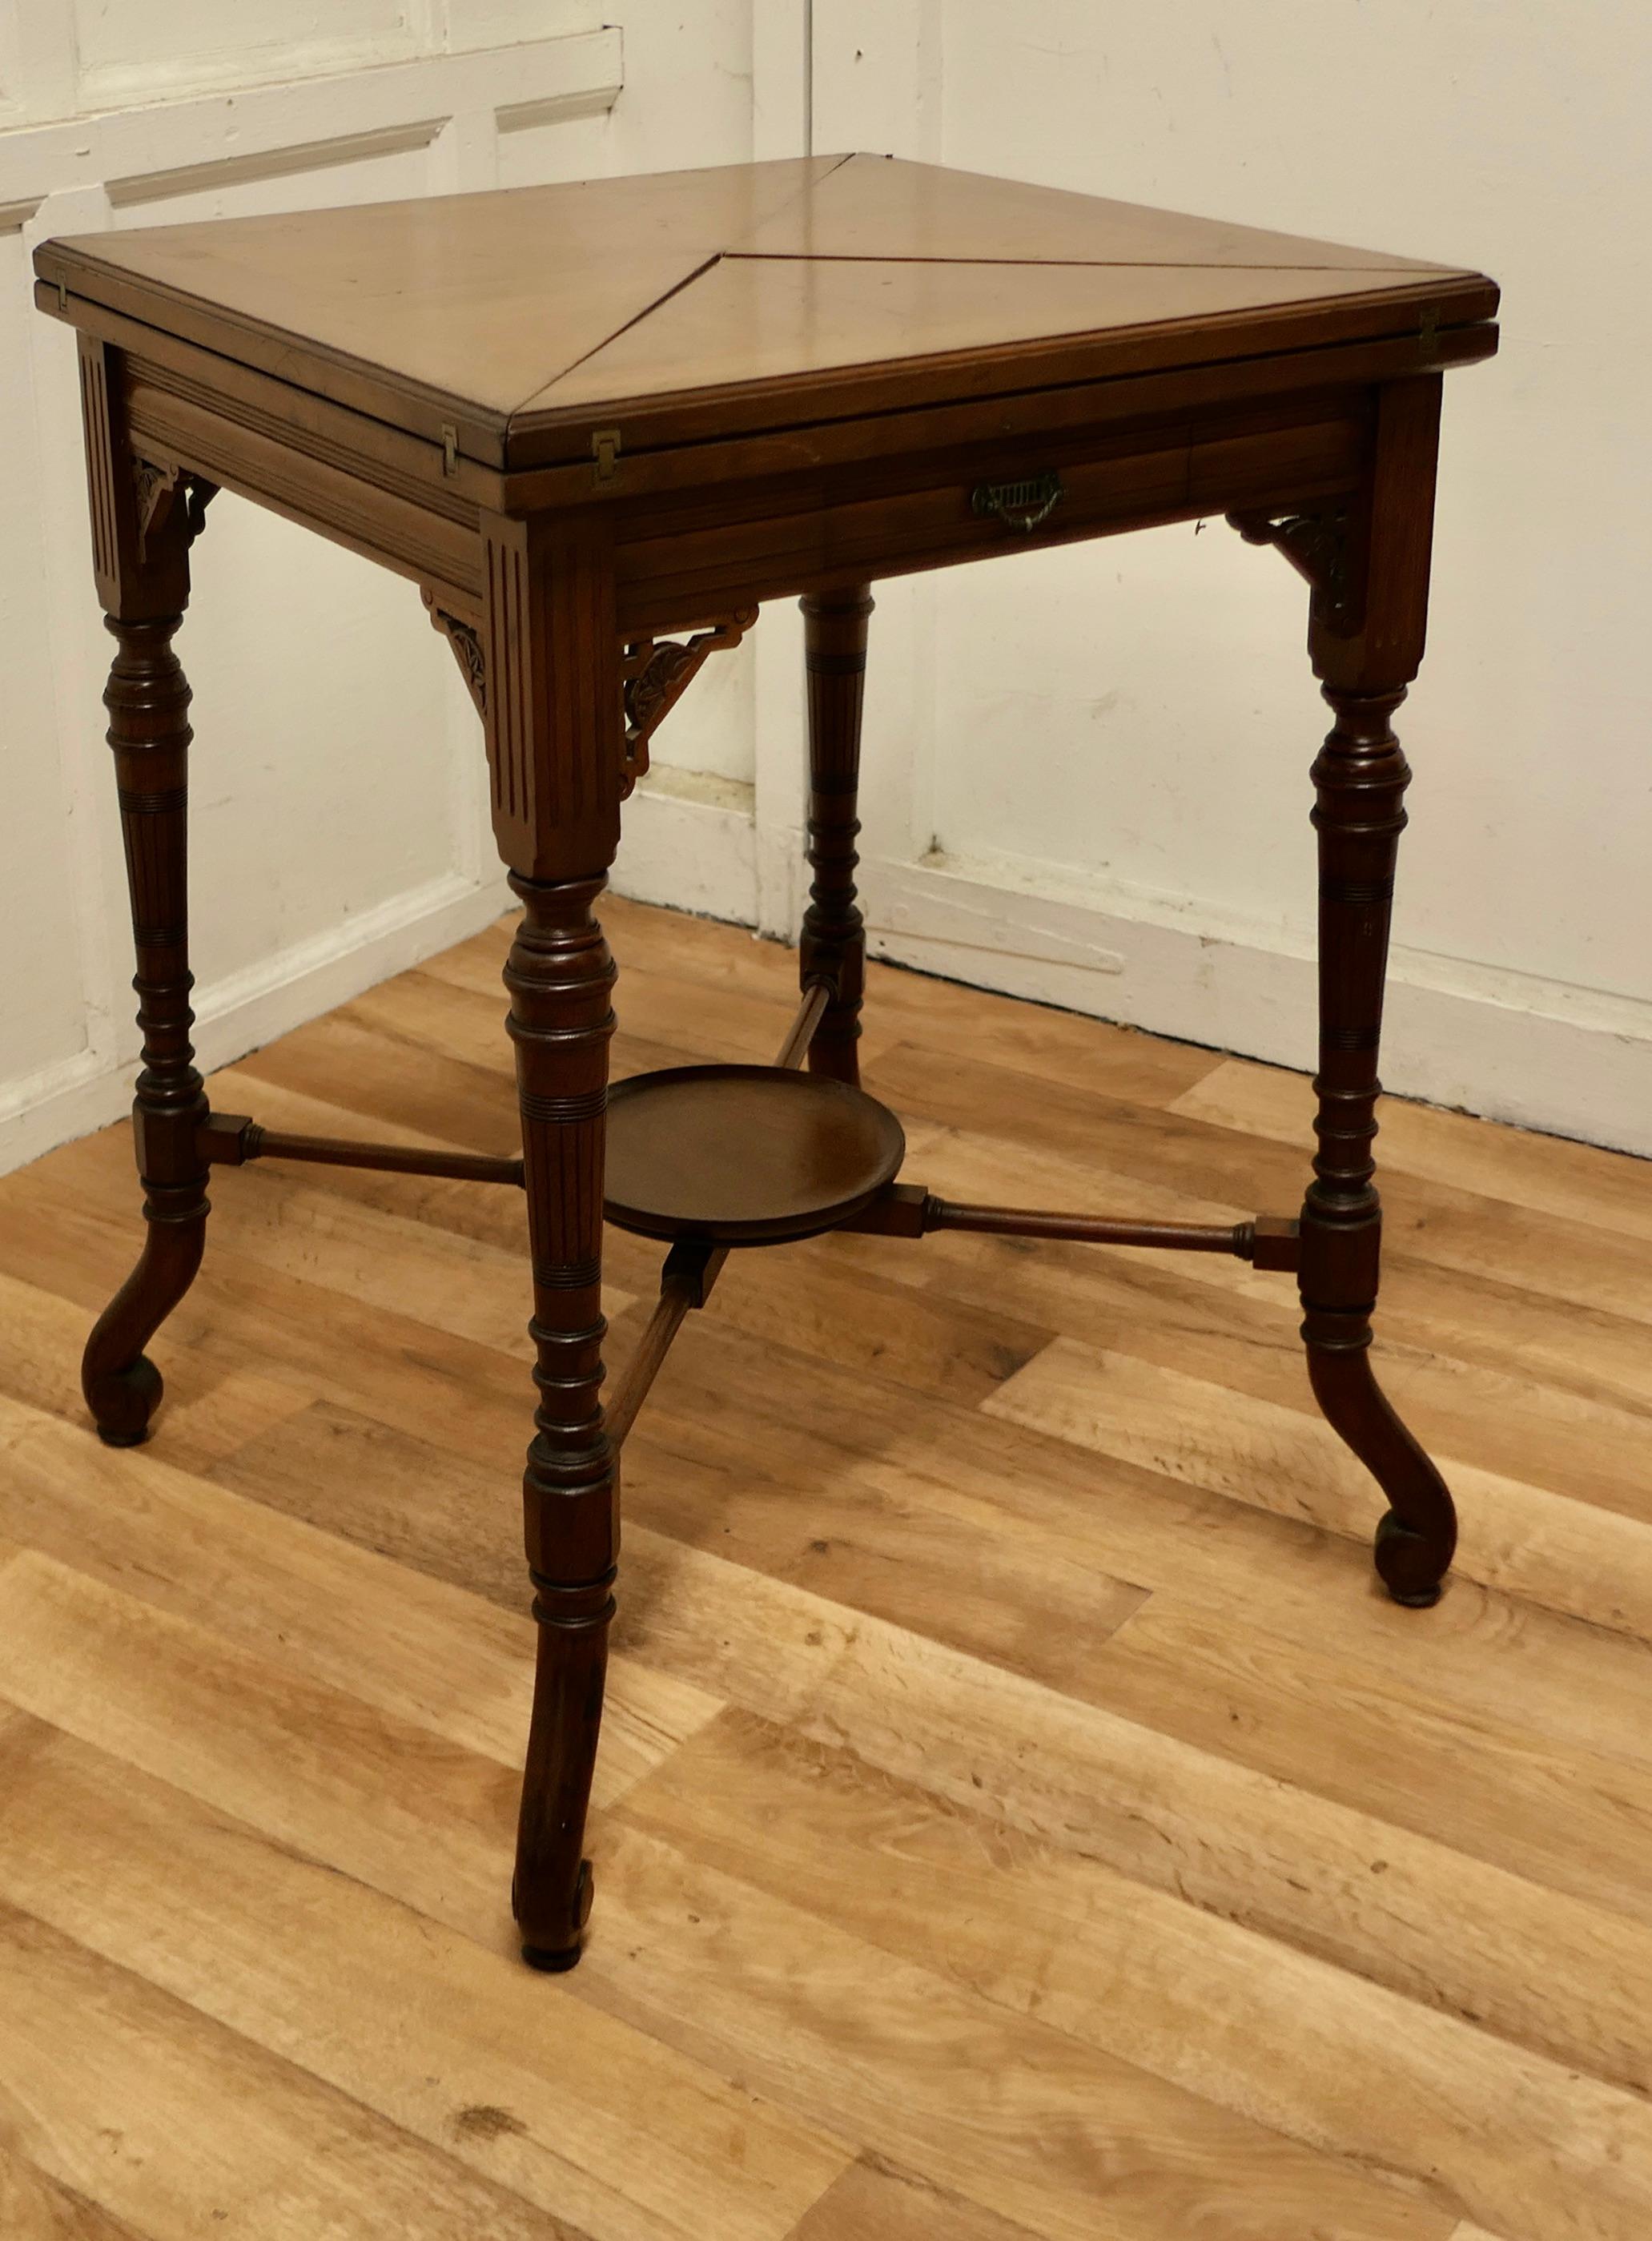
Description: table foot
82,1193,207,1447
1305,1324,1456,1606
1374,1514,1445,1608
86,1353,163,1447
514,1860,592,1973
90,601,211,1453
521,1941,584,1973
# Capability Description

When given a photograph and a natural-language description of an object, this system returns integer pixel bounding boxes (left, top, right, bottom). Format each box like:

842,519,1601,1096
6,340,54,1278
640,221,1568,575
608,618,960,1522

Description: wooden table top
36,155,1497,475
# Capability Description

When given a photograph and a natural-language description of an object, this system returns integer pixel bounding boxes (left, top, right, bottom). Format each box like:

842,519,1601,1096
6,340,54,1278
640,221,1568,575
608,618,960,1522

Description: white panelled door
0,1,776,1174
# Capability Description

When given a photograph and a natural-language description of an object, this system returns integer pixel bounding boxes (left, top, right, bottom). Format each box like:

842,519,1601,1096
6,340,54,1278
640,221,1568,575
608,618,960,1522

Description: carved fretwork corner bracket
416,594,758,787
133,458,219,565
423,589,487,719
621,609,759,798
1226,507,1358,635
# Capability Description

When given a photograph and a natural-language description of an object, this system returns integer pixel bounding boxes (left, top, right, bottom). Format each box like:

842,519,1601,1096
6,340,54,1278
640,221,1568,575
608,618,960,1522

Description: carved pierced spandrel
133,459,218,567
423,589,487,718
621,609,758,797
423,584,757,791
1227,507,1355,633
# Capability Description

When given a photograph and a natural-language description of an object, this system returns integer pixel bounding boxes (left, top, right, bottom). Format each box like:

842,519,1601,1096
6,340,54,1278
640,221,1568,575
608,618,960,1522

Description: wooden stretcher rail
842,1186,1301,1269
199,969,1298,1467
198,1114,524,1187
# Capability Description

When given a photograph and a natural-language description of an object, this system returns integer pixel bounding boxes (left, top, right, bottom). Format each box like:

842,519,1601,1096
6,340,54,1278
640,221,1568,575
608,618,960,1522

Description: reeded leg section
504,871,619,1969
1304,682,1456,1605
799,585,873,1086
84,614,211,1446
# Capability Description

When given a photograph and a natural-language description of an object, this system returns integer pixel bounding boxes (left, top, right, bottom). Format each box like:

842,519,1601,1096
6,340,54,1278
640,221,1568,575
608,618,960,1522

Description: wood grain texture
0,1716,846,2241
37,156,1496,474
0,1845,593,2241
737,154,1461,274
785,2158,1044,2240
799,585,872,1086
2,899,1646,2237
530,254,1467,416
39,158,849,443
621,1709,1652,2241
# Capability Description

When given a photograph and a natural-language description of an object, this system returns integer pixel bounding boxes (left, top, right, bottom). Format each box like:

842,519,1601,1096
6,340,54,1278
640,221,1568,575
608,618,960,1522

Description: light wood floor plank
983,1338,1652,1640
0,1559,1437,2238
4,894,1648,2232
0,1179,549,1462
1085,1587,1652,1929
620,1707,1652,2241
1172,1055,1652,1242
0,1716,850,2241
211,1326,1652,1816
577,1824,1454,2241
785,2159,1043,2240
835,1119,1652,1438
0,1550,518,1925
0,1895,589,2241
0,1394,718,1805
870,1039,1652,1331
0,1265,311,1470
447,902,1221,1110
604,1525,1652,2099
581,1310,1652,1788
0,2146,145,2241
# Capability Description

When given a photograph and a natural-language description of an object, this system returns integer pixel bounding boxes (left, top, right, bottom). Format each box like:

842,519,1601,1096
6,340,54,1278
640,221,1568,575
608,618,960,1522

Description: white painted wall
633,5,1652,1159
7,2,1648,1168
802,2,1652,1157
0,0,774,1173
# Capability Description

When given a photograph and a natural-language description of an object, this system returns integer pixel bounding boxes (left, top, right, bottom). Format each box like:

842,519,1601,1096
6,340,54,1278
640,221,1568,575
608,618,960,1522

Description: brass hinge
1419,304,1440,362
440,424,459,477
593,428,622,483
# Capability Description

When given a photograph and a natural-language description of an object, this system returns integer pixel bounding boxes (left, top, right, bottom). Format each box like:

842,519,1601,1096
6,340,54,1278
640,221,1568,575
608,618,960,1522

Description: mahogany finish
37,156,1499,1969
800,585,873,1087
504,869,617,1970
604,981,830,1450
604,1064,906,1245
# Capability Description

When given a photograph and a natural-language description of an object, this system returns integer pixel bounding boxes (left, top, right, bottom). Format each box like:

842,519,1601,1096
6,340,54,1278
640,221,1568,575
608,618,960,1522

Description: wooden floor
3,897,1652,2241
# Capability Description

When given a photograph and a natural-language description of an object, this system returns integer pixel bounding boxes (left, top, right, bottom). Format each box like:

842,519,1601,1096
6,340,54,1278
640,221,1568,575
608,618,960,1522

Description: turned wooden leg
1303,682,1455,1604
1289,376,1456,1605
477,513,625,1968
82,614,211,1443
504,871,617,1969
799,585,873,1085
73,336,212,1446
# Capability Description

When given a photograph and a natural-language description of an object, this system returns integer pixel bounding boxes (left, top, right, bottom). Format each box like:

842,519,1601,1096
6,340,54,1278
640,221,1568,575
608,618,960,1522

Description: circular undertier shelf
603,1064,906,1245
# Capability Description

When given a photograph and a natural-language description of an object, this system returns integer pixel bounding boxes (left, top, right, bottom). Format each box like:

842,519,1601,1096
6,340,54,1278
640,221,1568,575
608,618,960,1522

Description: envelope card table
35,154,1499,1969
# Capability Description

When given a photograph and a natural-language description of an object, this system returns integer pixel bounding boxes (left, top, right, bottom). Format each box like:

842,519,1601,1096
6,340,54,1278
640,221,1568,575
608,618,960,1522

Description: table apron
612,406,1366,638
126,366,484,606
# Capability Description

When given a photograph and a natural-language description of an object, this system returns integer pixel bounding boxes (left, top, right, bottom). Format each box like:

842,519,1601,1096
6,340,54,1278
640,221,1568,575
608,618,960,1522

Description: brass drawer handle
971,469,1063,534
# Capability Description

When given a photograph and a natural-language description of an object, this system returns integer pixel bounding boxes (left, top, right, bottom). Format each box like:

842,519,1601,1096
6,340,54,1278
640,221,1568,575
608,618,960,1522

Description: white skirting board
617,786,1652,1161
0,867,510,1176
11,786,1646,1178
609,766,766,921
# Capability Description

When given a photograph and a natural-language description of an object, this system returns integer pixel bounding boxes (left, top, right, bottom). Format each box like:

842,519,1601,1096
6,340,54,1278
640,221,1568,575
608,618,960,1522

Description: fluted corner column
480,510,625,1969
